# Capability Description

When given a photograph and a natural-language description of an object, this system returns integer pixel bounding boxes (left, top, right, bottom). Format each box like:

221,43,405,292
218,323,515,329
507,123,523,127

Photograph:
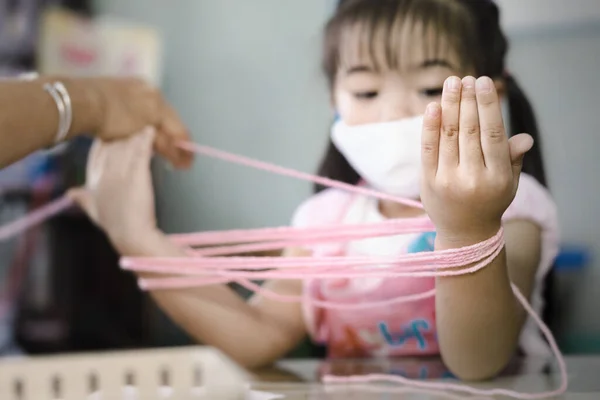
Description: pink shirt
291,173,560,359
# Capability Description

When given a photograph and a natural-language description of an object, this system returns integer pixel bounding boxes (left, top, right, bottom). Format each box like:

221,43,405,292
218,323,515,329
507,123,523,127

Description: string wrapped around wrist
0,140,567,399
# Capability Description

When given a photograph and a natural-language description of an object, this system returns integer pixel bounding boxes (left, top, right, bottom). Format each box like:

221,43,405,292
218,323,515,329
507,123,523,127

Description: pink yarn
0,195,73,241
0,141,567,399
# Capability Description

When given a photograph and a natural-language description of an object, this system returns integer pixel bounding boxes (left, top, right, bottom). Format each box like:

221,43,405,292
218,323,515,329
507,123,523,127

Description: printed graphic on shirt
378,319,432,350
328,232,440,358
373,233,438,352
407,231,436,253
365,232,438,352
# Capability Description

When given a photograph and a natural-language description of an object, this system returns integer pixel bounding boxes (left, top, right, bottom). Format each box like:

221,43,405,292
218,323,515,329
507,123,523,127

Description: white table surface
1,346,597,399
248,356,600,399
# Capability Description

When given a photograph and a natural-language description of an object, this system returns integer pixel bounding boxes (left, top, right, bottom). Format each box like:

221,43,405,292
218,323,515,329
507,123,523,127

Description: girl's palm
420,76,533,241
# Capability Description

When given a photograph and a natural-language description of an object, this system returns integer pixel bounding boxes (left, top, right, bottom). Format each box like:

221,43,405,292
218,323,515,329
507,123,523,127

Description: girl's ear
330,94,340,120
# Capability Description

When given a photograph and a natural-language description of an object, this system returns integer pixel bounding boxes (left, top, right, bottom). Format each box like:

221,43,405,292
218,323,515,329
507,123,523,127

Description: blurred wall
496,0,600,33
93,1,600,338
93,0,334,233
500,14,600,335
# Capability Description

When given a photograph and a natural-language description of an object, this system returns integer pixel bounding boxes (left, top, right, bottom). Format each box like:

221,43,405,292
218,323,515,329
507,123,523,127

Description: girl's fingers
124,129,154,173
439,76,461,169
104,134,138,178
86,140,107,190
421,102,441,177
458,76,484,168
153,130,171,164
67,188,98,223
508,133,534,184
475,77,511,174
87,139,102,169
139,127,156,166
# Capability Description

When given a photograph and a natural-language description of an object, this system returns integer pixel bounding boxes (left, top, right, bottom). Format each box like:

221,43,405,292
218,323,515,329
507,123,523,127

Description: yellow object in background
37,7,163,87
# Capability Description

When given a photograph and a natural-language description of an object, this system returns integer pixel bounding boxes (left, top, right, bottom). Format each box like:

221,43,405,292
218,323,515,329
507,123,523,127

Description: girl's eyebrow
343,59,457,75
344,65,376,75
415,59,456,70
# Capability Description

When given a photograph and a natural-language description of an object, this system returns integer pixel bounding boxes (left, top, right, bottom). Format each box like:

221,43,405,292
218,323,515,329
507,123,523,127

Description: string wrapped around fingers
0,137,567,399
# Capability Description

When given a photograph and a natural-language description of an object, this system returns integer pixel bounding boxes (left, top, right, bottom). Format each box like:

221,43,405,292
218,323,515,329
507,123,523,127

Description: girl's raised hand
68,128,159,254
420,76,534,243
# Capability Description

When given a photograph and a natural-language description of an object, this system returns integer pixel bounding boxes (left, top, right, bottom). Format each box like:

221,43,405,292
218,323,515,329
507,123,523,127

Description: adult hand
81,77,193,169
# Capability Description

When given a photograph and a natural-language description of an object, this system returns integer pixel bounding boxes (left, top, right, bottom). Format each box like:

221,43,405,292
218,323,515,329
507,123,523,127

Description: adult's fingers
156,101,194,169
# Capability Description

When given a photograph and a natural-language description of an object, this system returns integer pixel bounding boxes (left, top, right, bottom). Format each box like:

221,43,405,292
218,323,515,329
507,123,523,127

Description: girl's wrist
110,228,167,256
435,221,502,250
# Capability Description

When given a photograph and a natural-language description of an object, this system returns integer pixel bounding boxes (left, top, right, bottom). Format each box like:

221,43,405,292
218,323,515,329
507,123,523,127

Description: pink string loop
0,195,73,241
0,140,567,399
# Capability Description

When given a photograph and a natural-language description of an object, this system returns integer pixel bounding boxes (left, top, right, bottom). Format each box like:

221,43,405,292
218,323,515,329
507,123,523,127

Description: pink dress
291,173,560,359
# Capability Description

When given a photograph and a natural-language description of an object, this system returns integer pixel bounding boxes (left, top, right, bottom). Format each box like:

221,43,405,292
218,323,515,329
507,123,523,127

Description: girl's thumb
508,133,533,179
67,188,97,222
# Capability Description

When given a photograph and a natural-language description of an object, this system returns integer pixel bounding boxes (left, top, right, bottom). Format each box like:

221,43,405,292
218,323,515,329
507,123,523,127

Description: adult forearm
435,230,521,381
0,76,101,168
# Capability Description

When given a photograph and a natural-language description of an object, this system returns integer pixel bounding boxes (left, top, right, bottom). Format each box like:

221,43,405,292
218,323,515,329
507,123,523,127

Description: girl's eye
420,87,443,97
354,91,379,100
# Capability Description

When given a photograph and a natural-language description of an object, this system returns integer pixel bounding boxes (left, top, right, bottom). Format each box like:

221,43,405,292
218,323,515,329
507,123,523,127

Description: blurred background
0,0,598,357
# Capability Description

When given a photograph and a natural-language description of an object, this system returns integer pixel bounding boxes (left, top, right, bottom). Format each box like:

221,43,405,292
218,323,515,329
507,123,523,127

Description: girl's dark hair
314,0,554,327
317,0,547,191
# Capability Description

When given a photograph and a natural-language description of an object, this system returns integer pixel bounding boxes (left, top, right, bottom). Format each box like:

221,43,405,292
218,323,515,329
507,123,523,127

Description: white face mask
331,115,424,198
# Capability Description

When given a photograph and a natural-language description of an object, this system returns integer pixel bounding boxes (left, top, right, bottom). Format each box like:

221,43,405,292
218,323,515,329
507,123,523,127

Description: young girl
71,0,559,381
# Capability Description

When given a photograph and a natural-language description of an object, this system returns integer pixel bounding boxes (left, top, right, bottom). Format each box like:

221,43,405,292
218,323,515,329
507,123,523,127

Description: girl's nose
379,98,418,122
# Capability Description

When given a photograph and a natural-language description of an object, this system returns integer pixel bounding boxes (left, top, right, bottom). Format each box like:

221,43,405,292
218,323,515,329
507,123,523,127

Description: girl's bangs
327,0,477,77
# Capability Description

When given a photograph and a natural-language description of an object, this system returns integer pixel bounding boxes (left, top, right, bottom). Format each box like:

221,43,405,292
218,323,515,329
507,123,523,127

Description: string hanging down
0,140,567,399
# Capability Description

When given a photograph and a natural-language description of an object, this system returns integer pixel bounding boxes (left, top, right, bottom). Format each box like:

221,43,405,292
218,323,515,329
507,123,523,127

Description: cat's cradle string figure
0,139,567,399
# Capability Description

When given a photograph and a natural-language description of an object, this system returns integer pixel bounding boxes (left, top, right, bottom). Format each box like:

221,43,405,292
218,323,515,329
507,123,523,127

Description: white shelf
0,346,250,399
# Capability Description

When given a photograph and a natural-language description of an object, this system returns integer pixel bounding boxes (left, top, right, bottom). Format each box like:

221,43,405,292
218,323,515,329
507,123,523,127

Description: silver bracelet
53,82,72,141
43,81,73,143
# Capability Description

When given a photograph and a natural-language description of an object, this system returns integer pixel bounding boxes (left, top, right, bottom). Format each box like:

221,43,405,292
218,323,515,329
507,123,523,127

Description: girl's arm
70,131,306,369
420,75,544,381
123,232,308,369
435,220,541,381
